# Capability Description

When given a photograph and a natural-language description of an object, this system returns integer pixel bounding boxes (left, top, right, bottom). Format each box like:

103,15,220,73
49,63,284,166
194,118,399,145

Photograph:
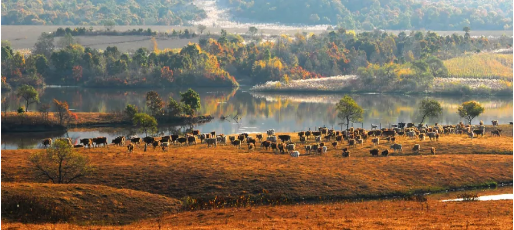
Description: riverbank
1,112,214,132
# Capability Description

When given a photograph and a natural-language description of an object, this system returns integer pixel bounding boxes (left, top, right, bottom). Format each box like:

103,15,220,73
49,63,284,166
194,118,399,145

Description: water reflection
2,87,512,149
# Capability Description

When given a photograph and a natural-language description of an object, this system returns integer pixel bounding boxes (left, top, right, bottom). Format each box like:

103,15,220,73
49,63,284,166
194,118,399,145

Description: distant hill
1,0,206,26
222,0,513,31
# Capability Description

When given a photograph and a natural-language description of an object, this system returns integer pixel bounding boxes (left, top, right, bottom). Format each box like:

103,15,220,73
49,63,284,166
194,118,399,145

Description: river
1,86,512,149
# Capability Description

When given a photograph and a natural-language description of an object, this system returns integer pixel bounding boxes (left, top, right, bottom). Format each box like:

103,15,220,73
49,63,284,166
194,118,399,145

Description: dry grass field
444,53,513,80
1,125,512,228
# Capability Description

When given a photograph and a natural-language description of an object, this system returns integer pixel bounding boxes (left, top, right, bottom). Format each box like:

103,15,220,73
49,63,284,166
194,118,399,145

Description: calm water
2,87,512,149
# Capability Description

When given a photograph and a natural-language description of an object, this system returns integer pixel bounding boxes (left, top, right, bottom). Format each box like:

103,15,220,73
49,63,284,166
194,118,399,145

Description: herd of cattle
41,120,505,157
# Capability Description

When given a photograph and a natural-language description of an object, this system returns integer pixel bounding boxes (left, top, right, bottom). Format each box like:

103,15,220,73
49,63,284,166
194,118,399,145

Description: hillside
221,0,513,30
1,183,182,224
1,0,205,26
444,53,513,80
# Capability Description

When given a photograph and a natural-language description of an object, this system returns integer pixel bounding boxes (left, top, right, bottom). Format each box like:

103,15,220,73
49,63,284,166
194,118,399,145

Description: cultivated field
444,53,514,80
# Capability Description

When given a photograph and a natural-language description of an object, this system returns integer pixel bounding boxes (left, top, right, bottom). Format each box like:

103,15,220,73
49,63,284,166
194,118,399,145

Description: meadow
444,53,513,80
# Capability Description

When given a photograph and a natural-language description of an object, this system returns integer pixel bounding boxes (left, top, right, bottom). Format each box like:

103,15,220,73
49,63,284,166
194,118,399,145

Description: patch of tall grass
443,53,513,80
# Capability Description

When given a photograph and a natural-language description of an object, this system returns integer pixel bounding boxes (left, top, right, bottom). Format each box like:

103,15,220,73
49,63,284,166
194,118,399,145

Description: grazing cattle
192,130,200,135
407,131,416,139
290,151,300,157
277,143,286,153
211,131,216,137
368,130,382,137
298,131,305,138
171,134,179,143
468,132,475,139
319,142,325,147
319,127,328,135
371,124,378,130
242,133,249,139
74,144,84,148
407,123,415,128
371,137,380,146
232,140,242,149
435,133,440,141
472,129,484,137
267,129,275,136
143,136,161,145
418,133,426,141
217,136,228,145
42,138,52,148
315,136,321,143
300,136,306,143
256,134,263,141
311,144,319,152
152,140,160,150
322,146,328,154
324,135,331,141
382,130,396,137
491,129,502,137
381,149,389,157
390,144,403,152
430,147,436,155
80,138,92,148
266,136,277,142
247,138,256,146
286,144,295,151
312,131,322,137
356,139,364,146
412,144,420,154
261,141,271,150
398,122,406,129
93,137,108,147
370,149,379,156
427,132,437,141
229,136,236,142
160,141,170,151
278,135,292,143
336,135,343,142
206,138,217,147
200,134,207,143
238,134,246,143
332,142,338,149
342,151,350,157
305,145,312,154
112,136,125,146
177,137,187,145
348,139,356,148
248,143,255,152
305,131,312,139
127,143,134,153
161,135,172,143
271,142,278,152
390,137,396,143
187,136,197,145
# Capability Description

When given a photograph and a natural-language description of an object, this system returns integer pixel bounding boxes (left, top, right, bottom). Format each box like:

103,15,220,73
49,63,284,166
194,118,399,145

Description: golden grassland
1,183,181,225
3,126,512,202
444,53,513,80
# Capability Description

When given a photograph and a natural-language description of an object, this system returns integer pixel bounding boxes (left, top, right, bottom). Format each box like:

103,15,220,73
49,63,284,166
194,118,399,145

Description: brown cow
127,143,135,153
370,149,379,156
430,147,436,155
491,129,502,137
261,141,271,150
42,138,52,148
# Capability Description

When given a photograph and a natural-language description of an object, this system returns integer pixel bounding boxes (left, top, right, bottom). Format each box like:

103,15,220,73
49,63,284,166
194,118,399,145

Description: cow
342,150,350,157
371,137,380,146
305,145,312,154
160,141,170,151
315,136,321,143
348,139,356,148
398,122,406,129
491,129,502,137
286,144,295,151
171,134,179,143
42,138,52,148
256,134,263,141
370,149,379,156
390,137,396,143
412,144,420,154
176,137,187,146
300,136,306,143
248,143,255,152
336,135,343,142
418,133,425,141
271,142,278,153
382,130,396,137
324,135,331,141
267,129,275,136
266,136,277,142
371,124,378,130
238,134,246,143
472,129,484,137
381,149,389,157
407,131,416,139
127,143,135,153
56,138,73,147
261,141,271,150
298,131,305,138
152,140,160,150
93,137,108,147
332,142,338,149
430,147,436,155
187,136,197,145
290,151,300,157
161,135,172,143
278,135,292,143
200,134,207,143
427,132,437,141
206,138,217,147
229,136,236,142
80,138,92,148
312,131,322,137
232,140,241,149
143,136,161,145
319,127,328,135
356,139,364,146
390,144,402,152
322,146,328,154
277,143,286,154
112,136,125,146
319,142,325,148
211,131,216,137
74,144,84,148
468,132,475,139
368,130,382,137
305,131,312,139
311,144,319,153
217,136,228,145
192,130,200,135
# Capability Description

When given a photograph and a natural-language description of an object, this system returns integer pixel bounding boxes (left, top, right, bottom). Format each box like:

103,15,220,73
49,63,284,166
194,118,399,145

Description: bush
17,107,25,114
124,104,138,120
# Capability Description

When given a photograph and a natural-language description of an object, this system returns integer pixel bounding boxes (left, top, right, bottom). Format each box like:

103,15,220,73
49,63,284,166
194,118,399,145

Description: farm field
2,25,513,52
444,53,514,80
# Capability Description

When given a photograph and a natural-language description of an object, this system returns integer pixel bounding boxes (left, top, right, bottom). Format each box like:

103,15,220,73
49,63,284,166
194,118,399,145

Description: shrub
17,106,25,113
124,104,138,120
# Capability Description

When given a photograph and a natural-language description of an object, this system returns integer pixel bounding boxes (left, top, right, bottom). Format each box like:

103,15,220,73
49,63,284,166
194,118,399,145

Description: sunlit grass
444,53,513,80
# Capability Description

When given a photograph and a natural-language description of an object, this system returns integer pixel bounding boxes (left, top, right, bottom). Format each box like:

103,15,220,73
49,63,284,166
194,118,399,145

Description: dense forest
1,28,511,92
1,0,205,25
222,0,513,30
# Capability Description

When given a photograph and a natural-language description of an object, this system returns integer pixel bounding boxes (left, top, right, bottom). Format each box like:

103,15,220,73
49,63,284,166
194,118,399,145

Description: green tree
29,139,93,184
124,104,138,120
458,101,485,125
167,97,182,117
103,19,116,31
197,24,207,34
336,95,363,131
180,88,201,116
16,84,39,112
58,33,75,48
146,91,164,116
418,99,442,123
33,32,55,57
34,54,49,75
132,113,158,137
248,26,258,37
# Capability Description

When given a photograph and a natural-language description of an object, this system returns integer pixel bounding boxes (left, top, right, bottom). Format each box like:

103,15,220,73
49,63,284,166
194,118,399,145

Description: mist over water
2,87,512,149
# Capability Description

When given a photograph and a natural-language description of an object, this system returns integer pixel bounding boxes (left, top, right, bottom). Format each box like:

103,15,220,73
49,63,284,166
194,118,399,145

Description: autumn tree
16,84,39,112
458,101,485,125
53,99,71,125
336,95,363,131
146,91,164,116
418,99,442,123
29,139,93,184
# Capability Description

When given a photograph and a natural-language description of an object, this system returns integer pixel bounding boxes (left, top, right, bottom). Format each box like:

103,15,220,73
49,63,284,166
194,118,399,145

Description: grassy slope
1,183,181,225
444,53,513,80
3,127,512,202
